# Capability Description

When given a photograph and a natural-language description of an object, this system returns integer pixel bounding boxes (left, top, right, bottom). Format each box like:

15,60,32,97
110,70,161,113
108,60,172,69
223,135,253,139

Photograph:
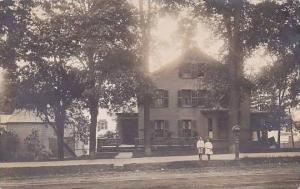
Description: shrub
0,127,19,161
24,129,51,161
102,131,117,138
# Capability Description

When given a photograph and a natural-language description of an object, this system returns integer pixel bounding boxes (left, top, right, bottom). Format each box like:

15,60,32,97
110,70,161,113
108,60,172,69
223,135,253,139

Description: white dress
204,142,213,155
196,140,205,154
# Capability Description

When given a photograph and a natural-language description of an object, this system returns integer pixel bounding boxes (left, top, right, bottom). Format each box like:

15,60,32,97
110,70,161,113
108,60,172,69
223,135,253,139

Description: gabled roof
0,110,54,124
151,48,220,76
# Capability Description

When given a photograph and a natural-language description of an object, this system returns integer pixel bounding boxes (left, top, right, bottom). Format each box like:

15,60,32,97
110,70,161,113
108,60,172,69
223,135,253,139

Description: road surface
1,163,300,189
1,152,300,168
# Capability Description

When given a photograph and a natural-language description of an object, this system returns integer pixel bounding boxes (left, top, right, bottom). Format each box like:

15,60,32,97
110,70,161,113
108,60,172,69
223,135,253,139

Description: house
0,110,77,157
136,49,252,153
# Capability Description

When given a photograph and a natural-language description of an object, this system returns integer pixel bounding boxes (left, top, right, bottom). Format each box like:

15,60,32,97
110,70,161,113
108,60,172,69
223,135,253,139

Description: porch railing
97,138,121,148
134,137,230,150
134,137,198,147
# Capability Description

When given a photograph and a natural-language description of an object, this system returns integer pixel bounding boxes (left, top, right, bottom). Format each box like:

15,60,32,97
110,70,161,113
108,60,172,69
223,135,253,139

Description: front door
121,119,138,145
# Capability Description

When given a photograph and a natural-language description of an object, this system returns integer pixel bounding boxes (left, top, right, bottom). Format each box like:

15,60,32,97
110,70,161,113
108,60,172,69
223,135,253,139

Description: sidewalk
1,152,300,168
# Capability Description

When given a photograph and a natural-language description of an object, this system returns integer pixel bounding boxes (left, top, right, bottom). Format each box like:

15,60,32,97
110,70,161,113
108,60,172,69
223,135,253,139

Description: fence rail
135,137,197,147
97,138,121,148
134,137,230,148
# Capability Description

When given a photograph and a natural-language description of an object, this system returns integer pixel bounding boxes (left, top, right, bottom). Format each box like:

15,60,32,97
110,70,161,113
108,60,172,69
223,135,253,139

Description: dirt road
1,164,300,189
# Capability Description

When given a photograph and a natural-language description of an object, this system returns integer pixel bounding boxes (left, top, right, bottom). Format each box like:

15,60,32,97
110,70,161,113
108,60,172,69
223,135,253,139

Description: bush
102,131,118,138
0,127,19,161
24,129,51,161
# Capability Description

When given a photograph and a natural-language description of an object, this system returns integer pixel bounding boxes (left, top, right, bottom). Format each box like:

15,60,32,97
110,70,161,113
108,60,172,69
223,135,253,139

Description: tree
0,0,33,70
68,0,141,156
253,56,298,147
0,0,34,113
15,12,83,160
139,0,153,156
43,0,145,156
253,1,300,108
0,71,15,113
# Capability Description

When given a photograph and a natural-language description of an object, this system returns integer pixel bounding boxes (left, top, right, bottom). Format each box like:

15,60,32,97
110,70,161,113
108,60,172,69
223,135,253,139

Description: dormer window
179,63,204,79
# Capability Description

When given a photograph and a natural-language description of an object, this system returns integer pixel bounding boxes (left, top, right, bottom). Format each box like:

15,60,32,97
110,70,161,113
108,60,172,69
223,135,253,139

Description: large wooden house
136,49,252,152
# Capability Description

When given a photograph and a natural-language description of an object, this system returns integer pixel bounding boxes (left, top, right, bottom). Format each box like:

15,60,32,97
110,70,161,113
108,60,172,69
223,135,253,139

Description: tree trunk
139,0,152,156
291,124,295,148
144,93,151,156
50,124,77,157
277,128,281,148
227,9,243,152
55,110,65,160
89,96,99,156
227,41,242,138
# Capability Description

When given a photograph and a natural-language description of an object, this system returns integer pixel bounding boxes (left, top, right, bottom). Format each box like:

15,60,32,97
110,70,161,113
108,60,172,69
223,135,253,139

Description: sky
127,0,274,76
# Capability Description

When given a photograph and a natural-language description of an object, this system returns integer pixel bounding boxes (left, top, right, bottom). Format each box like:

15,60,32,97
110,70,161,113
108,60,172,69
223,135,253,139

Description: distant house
0,110,77,156
292,110,300,129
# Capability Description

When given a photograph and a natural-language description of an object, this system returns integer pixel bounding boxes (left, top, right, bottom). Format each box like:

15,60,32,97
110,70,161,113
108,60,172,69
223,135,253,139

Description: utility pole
139,0,152,156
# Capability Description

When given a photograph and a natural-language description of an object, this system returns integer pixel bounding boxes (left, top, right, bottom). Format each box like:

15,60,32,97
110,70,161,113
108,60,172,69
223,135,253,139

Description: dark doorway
122,119,138,144
117,113,138,145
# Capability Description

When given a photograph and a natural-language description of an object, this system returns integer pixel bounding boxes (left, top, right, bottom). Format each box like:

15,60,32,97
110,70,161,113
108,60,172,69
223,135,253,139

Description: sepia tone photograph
0,0,300,188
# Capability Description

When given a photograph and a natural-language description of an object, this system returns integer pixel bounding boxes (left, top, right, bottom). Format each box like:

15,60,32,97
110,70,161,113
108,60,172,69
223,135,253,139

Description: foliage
252,57,298,145
0,71,15,113
0,127,19,161
69,101,89,144
42,0,148,154
0,0,34,70
13,4,84,159
24,129,51,161
101,130,118,139
254,56,297,110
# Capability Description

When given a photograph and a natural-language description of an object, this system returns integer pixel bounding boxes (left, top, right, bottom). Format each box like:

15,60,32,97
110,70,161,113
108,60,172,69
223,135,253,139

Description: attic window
179,63,204,79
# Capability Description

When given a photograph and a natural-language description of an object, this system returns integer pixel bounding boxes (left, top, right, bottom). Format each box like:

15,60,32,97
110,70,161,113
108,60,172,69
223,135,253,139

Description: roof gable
151,48,220,77
1,110,54,124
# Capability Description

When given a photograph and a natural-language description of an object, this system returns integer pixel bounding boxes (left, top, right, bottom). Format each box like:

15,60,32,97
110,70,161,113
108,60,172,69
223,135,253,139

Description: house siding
138,53,251,152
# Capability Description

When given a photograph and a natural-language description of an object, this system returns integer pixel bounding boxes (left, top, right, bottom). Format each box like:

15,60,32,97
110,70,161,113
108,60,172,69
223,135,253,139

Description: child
196,137,204,160
204,139,213,160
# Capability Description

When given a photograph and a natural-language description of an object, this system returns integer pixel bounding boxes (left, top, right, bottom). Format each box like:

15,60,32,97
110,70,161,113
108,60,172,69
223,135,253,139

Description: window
97,120,107,131
152,89,168,108
178,120,195,137
178,90,192,107
178,90,208,107
179,65,193,79
179,64,204,79
153,120,169,137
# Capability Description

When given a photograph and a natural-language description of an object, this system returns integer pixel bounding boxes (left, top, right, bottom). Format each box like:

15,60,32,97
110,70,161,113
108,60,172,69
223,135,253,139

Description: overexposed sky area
128,0,274,76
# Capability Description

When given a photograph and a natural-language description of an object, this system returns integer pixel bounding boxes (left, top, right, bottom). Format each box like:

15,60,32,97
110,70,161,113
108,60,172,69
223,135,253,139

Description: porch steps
115,152,133,159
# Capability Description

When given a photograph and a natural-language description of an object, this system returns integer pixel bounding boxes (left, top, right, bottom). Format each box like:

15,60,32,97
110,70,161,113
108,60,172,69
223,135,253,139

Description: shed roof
0,110,54,124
